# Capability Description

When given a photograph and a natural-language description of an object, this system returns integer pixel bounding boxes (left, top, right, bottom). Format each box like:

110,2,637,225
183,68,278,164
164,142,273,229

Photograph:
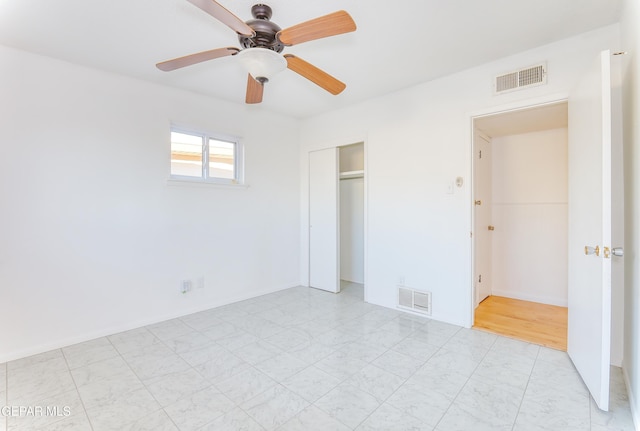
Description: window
170,127,243,184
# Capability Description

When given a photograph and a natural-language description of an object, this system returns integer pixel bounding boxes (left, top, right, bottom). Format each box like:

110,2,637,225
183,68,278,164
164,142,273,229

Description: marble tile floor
0,285,635,431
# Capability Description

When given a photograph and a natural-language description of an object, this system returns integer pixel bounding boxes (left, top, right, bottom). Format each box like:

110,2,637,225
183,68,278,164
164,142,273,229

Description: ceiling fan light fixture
236,47,286,81
157,2,356,104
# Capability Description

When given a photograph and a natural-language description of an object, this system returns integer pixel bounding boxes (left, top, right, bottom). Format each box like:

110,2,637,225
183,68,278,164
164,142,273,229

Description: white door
567,50,612,411
309,148,339,293
474,132,492,306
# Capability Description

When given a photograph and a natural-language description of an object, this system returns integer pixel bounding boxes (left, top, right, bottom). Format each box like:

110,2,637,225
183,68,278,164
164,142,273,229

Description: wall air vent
397,287,432,316
495,63,547,94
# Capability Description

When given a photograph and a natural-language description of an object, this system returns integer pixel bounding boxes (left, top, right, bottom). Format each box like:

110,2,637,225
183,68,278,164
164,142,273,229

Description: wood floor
473,296,568,351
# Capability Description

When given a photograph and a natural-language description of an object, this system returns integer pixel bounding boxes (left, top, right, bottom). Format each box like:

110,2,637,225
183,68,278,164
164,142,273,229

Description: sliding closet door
309,148,339,293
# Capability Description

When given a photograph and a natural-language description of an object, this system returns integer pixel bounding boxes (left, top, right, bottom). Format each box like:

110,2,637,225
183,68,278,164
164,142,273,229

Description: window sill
166,178,249,189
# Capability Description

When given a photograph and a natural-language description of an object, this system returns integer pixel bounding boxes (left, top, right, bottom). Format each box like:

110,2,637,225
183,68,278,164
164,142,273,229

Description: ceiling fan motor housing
238,4,285,52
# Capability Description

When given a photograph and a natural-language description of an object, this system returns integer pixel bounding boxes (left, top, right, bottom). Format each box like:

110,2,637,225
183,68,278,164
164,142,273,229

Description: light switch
446,182,454,194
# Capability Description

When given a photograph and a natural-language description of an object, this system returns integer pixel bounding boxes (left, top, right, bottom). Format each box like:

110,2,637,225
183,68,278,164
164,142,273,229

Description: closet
339,143,364,292
308,142,365,295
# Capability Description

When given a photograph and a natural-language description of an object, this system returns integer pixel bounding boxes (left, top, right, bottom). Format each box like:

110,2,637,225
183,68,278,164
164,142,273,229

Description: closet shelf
340,170,364,179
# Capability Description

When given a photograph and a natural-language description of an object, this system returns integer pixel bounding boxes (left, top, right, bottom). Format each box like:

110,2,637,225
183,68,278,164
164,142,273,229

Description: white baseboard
340,276,365,284
0,283,300,363
623,366,640,431
365,296,466,328
491,289,568,307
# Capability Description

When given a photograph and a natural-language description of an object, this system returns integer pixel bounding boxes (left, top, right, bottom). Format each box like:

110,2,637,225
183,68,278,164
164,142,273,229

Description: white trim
469,92,569,119
306,134,368,152
0,283,299,363
491,290,568,307
368,295,463,327
166,178,249,189
468,119,476,328
623,366,640,431
362,138,369,303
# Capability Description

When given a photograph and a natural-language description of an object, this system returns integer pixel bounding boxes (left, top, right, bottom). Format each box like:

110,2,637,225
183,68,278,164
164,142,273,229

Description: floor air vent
398,287,432,316
495,63,546,94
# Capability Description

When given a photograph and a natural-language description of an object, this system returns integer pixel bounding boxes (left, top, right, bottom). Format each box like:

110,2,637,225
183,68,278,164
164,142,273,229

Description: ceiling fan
156,0,357,104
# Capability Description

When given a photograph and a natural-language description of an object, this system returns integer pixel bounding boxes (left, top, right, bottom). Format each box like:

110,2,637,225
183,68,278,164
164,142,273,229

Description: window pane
209,138,235,180
171,132,203,177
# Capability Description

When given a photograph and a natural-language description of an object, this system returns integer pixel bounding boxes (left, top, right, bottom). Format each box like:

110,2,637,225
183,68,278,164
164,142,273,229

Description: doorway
471,101,569,349
339,143,365,300
469,52,623,410
309,142,366,299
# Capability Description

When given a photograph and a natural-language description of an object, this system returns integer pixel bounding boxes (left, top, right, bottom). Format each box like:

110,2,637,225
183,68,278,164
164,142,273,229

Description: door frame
307,138,369,301
468,94,569,327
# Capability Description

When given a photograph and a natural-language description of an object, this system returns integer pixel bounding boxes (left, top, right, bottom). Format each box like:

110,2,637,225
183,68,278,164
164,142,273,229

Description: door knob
612,247,624,257
584,245,600,256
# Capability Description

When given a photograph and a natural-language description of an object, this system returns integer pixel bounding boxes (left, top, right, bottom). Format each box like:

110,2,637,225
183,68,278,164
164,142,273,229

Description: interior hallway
474,295,568,351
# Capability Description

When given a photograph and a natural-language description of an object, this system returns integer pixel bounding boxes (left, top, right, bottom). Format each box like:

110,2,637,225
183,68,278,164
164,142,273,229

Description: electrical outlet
398,276,405,286
181,280,191,294
197,277,205,289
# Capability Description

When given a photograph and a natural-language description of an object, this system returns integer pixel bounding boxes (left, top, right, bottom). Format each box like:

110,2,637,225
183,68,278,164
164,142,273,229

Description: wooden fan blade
284,54,346,95
277,10,356,46
187,0,255,36
156,47,239,71
246,74,264,104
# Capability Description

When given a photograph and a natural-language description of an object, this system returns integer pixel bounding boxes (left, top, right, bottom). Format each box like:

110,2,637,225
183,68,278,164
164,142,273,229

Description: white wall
620,0,640,427
491,128,568,306
299,25,620,327
339,143,365,172
0,45,301,362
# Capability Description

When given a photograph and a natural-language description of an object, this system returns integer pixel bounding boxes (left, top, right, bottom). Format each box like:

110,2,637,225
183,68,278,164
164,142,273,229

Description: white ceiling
0,0,621,119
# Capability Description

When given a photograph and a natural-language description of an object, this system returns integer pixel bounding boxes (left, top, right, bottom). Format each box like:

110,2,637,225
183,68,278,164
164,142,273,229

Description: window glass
171,131,202,178
208,138,235,180
169,127,242,184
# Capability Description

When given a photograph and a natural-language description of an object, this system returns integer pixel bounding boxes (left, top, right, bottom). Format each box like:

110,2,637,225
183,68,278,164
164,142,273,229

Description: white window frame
169,125,244,186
